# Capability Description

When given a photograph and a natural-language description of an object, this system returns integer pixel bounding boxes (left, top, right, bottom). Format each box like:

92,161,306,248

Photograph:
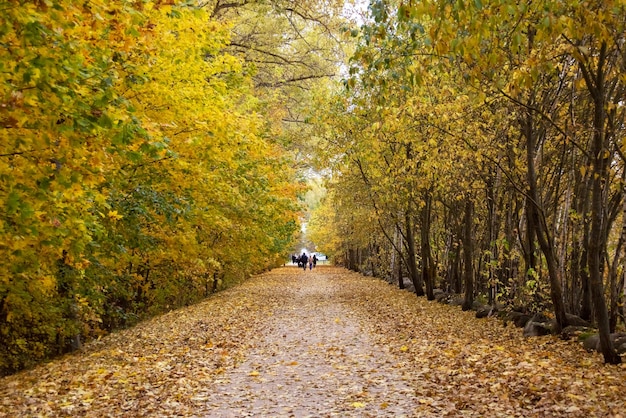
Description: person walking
300,253,308,271
308,254,314,270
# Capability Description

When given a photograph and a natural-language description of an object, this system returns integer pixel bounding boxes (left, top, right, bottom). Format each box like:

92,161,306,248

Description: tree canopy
0,0,351,375
308,0,626,364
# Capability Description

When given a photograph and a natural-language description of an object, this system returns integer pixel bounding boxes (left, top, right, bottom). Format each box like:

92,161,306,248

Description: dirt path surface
1,266,626,417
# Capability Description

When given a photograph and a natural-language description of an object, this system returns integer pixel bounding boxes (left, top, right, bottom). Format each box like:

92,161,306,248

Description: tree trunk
405,209,424,296
585,42,621,364
485,173,502,305
452,241,462,294
525,124,569,333
568,154,593,319
523,197,537,283
396,226,405,289
579,212,593,321
462,196,474,311
421,191,435,300
520,27,568,332
212,271,219,293
621,189,626,329
391,224,399,283
608,237,623,333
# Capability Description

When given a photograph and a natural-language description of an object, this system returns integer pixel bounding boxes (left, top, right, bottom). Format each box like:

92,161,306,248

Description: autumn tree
310,0,625,365
0,0,310,375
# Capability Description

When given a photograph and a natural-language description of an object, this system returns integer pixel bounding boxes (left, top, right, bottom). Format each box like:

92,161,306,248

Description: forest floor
1,266,626,417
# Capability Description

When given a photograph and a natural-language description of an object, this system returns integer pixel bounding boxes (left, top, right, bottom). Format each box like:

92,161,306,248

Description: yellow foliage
0,0,305,374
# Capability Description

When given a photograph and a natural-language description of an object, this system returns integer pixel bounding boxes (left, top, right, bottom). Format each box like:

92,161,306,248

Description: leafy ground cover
1,266,625,417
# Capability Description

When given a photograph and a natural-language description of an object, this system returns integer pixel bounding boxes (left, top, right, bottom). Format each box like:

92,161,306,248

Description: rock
614,334,626,355
435,292,450,304
523,313,553,337
476,305,497,319
475,306,488,318
565,313,592,328
560,325,595,340
401,277,416,293
583,334,600,352
449,296,464,306
507,311,532,328
582,332,626,353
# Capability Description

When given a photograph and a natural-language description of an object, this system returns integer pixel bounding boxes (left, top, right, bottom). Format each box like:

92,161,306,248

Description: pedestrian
308,254,313,270
300,253,308,271
313,254,317,268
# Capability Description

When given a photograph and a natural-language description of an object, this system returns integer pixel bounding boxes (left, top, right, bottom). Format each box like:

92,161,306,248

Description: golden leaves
1,0,304,374
107,210,123,221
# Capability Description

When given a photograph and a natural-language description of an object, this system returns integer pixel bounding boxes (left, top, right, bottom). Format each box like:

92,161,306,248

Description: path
204,268,414,416
1,266,626,417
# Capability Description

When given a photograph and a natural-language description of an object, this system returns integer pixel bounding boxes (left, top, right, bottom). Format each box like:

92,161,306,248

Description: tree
310,0,625,365
0,0,311,375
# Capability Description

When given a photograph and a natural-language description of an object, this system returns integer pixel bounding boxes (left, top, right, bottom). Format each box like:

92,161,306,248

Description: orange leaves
0,279,265,414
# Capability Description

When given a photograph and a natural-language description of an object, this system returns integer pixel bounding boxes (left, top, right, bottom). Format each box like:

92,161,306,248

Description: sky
343,0,370,26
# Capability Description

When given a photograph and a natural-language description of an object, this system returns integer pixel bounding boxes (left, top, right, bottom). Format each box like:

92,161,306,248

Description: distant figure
313,254,317,268
300,253,308,271
292,254,297,265
308,254,314,270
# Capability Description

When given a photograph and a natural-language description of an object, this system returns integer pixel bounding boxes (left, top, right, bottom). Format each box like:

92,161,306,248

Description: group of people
291,253,317,271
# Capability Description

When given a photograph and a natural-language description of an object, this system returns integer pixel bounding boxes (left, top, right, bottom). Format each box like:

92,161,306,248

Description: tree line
308,0,626,364
0,0,348,375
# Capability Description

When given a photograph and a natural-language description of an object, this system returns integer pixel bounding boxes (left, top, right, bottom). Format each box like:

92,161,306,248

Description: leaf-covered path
1,266,625,417
204,268,415,417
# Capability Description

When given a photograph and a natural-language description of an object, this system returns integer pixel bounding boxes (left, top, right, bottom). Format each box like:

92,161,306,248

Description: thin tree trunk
585,42,621,364
521,26,568,333
608,237,623,332
525,128,569,333
396,226,405,289
391,223,399,283
405,209,424,296
462,196,474,311
421,191,435,300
